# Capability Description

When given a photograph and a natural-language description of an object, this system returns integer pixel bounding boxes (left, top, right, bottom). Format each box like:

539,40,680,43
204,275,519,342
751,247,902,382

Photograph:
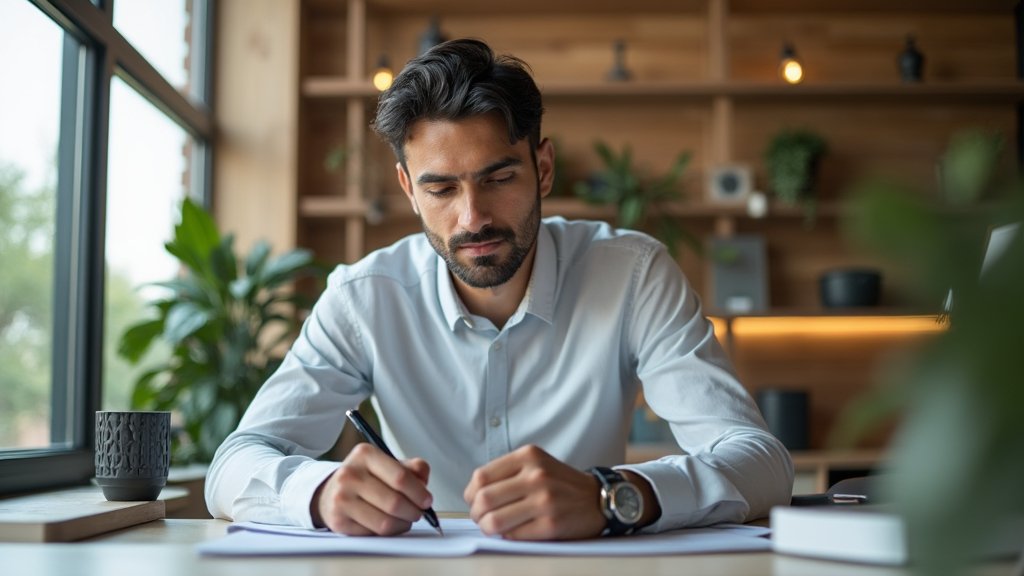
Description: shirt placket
484,334,511,460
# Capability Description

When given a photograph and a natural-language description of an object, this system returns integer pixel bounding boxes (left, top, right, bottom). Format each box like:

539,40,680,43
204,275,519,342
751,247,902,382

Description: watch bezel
608,481,644,525
589,466,644,536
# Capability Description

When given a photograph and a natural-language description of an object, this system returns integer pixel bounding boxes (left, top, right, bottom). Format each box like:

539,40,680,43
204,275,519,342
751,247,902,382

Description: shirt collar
436,222,558,331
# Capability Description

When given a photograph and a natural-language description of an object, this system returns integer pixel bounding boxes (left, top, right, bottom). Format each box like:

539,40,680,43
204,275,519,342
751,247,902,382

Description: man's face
396,114,554,289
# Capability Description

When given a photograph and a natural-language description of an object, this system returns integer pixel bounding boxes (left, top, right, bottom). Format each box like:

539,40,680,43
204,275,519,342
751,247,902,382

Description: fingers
404,457,431,484
316,443,433,536
464,445,606,541
463,446,532,504
361,449,433,510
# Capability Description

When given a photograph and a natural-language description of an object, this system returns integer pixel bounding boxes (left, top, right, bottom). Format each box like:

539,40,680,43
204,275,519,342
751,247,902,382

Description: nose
457,188,492,233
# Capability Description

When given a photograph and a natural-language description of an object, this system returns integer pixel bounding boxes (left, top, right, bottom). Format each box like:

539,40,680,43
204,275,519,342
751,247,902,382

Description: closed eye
425,186,456,197
488,172,516,185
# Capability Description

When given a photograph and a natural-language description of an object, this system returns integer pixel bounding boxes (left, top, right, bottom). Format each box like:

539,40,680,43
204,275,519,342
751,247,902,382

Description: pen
344,409,444,536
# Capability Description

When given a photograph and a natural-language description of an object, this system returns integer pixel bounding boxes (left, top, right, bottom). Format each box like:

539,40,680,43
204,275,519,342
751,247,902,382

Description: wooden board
0,486,179,542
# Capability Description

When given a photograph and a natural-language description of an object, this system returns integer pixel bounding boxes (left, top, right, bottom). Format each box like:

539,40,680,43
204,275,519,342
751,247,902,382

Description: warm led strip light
710,315,945,338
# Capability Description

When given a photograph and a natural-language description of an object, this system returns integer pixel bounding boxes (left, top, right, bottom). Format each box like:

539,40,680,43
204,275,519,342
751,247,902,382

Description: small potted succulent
764,129,827,223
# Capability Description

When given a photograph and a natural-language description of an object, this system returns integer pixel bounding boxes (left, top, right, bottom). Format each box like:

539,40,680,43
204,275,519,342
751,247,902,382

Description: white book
771,506,1024,566
772,506,909,565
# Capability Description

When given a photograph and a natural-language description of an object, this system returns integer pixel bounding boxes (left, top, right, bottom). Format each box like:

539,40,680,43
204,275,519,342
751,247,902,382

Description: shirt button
493,342,503,351
489,417,502,428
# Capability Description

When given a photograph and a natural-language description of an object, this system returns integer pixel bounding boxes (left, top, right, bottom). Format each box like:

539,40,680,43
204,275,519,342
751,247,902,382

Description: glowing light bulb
372,55,393,92
778,43,804,85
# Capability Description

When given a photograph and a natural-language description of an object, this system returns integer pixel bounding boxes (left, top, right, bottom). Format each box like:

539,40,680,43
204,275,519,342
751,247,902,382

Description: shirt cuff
615,460,696,533
281,460,341,529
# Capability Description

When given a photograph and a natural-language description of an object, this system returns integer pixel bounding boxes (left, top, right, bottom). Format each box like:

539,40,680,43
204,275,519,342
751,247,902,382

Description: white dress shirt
205,217,793,532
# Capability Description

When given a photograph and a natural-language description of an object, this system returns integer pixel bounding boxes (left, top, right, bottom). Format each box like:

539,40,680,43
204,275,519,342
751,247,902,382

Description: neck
454,246,536,330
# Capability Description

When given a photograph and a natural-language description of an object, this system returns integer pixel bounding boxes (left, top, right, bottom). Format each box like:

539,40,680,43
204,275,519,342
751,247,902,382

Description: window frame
0,0,214,494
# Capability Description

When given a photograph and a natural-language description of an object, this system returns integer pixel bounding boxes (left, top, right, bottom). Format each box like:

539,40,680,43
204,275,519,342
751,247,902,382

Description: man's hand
312,443,433,536
463,445,606,540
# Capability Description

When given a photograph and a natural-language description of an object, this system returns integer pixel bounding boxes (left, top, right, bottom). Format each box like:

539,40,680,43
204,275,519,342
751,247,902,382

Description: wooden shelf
299,195,842,220
303,78,1024,101
303,77,378,98
306,0,1013,16
707,307,940,319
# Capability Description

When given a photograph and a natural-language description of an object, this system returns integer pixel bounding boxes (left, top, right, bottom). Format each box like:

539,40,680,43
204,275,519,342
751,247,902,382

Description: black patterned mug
95,411,171,501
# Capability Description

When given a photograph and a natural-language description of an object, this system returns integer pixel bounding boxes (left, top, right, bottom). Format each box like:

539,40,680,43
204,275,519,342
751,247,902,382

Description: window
103,78,195,410
0,0,213,494
0,0,64,452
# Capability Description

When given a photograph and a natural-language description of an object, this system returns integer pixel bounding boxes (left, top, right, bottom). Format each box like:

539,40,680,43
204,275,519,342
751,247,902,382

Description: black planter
820,268,882,308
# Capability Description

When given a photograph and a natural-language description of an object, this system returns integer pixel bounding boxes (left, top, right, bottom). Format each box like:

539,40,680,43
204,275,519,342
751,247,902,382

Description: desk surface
0,519,1015,576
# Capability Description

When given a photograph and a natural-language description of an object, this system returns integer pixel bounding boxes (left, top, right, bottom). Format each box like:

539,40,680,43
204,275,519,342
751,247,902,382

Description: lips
458,239,503,257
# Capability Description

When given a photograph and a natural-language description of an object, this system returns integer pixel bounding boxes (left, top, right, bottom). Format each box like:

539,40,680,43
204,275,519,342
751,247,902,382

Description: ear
396,162,420,215
536,137,555,199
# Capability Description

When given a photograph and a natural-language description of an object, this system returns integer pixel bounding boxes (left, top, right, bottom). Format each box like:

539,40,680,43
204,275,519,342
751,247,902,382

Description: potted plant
764,129,827,223
118,198,323,463
574,140,699,257
835,129,1023,575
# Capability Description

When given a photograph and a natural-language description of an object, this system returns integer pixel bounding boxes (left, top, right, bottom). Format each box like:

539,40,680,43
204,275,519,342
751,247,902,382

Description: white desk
0,519,1016,576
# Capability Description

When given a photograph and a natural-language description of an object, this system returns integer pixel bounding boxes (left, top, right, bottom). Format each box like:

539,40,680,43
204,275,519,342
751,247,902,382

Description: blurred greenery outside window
0,0,212,494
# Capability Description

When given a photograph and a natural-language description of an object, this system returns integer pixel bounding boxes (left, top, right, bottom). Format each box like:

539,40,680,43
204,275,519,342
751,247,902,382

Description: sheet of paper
196,518,771,557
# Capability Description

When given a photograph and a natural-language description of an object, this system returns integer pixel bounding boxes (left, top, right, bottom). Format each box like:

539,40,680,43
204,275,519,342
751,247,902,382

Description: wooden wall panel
543,100,710,188
365,13,708,83
733,103,1018,203
215,0,299,255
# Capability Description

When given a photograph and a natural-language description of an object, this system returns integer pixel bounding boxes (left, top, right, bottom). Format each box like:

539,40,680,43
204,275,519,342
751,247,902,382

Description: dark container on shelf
756,389,809,451
819,268,882,308
898,35,925,82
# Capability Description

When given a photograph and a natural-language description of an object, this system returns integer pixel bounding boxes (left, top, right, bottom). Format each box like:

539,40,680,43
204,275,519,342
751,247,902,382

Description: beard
421,192,542,289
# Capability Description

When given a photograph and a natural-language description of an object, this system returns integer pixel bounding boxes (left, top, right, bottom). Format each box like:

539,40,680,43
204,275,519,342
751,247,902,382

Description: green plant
835,130,1023,576
118,198,322,463
764,129,827,223
574,141,698,257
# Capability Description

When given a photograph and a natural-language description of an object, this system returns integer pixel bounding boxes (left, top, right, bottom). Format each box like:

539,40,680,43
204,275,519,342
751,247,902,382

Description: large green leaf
260,249,314,289
149,278,211,305
245,240,272,278
166,197,220,275
210,234,239,288
117,318,164,363
178,197,221,260
163,302,214,345
130,366,169,409
619,195,644,229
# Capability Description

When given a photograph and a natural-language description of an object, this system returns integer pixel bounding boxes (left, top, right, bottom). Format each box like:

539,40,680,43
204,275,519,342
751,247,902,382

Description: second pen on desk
344,408,444,536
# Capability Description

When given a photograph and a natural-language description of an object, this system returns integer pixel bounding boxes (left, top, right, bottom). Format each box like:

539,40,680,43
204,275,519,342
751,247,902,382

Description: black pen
344,409,444,536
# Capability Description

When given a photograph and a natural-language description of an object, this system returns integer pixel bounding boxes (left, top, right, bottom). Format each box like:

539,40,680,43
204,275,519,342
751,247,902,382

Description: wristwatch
588,466,644,536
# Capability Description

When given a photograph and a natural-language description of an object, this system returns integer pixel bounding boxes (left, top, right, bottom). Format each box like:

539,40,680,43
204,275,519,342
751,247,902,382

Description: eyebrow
416,157,523,186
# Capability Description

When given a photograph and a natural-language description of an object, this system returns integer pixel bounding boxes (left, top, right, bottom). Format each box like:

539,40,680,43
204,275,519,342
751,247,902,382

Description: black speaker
756,389,809,451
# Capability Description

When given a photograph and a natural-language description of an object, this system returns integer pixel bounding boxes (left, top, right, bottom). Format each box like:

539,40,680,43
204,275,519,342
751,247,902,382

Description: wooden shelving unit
279,0,1019,451
296,0,1020,266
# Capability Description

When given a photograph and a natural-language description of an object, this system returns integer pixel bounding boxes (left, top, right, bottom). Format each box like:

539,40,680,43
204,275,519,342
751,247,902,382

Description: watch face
611,483,643,525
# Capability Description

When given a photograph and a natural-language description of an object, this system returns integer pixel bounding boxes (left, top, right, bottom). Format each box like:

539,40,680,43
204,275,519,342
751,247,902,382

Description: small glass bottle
898,35,924,82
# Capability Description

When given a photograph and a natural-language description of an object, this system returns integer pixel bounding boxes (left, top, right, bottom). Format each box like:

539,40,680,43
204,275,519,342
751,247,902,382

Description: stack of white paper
197,518,772,557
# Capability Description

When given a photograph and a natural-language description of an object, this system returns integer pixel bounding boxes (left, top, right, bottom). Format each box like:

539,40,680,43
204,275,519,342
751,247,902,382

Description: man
206,39,793,540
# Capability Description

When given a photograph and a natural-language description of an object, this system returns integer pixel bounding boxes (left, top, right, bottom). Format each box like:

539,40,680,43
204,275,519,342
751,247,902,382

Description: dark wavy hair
372,38,544,167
